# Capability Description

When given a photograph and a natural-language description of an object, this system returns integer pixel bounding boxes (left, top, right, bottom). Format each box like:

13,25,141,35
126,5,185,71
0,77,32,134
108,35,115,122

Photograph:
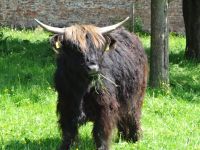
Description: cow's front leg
58,117,78,150
93,106,117,150
57,95,79,150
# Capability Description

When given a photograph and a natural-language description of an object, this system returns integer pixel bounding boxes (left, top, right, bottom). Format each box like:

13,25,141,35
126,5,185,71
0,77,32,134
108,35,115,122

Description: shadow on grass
0,35,56,103
144,44,200,102
169,51,185,64
4,136,95,150
145,48,200,103
169,51,200,103
170,74,200,103
4,137,60,150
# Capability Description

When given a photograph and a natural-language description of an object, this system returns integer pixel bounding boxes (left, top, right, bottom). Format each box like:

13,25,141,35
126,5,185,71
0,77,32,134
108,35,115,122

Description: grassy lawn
0,28,199,150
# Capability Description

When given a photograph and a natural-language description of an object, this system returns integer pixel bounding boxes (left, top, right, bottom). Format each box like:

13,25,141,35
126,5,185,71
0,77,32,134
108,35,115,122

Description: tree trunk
183,0,200,60
150,0,169,88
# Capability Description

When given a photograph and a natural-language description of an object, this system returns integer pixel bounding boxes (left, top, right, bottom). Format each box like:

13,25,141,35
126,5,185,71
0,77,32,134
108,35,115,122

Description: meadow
0,27,199,150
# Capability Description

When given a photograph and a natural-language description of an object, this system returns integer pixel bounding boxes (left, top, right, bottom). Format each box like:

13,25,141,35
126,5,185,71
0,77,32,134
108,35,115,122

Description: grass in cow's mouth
89,72,106,93
89,71,119,94
0,28,200,150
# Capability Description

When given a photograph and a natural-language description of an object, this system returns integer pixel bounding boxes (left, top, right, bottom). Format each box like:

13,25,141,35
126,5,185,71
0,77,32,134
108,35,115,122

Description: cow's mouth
88,70,99,77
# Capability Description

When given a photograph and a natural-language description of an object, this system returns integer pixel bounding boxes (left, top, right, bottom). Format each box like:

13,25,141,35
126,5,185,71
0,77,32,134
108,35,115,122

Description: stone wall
0,0,184,33
135,0,184,33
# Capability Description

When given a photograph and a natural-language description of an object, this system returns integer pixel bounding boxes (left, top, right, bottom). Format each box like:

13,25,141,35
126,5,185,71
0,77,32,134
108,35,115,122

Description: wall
135,0,184,33
0,0,184,33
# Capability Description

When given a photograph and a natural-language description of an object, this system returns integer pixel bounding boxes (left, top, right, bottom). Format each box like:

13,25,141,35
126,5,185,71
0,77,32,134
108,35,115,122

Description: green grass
0,28,199,150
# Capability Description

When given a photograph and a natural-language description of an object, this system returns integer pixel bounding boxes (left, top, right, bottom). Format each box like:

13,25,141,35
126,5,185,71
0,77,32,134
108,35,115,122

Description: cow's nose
88,64,99,72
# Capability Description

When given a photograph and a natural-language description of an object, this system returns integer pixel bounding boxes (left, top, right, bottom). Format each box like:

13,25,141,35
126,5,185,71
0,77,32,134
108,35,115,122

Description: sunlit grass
0,28,199,150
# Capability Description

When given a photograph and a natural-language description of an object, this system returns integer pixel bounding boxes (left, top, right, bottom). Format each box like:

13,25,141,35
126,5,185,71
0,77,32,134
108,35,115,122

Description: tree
150,0,169,88
183,0,200,60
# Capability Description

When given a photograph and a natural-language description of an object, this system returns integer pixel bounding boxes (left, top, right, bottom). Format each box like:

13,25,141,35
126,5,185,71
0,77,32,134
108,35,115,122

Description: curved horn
34,19,65,34
98,17,130,34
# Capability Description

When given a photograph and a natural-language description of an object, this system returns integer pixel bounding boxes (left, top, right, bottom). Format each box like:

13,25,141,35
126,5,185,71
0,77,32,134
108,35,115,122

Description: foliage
112,16,146,35
133,17,144,33
0,28,199,150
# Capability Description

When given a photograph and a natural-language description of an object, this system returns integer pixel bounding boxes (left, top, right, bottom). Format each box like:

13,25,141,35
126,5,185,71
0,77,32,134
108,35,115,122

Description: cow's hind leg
118,112,141,142
126,113,141,142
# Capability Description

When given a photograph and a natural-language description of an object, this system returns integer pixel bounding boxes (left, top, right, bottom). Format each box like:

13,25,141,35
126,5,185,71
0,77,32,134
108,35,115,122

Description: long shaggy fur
53,26,148,150
64,25,105,51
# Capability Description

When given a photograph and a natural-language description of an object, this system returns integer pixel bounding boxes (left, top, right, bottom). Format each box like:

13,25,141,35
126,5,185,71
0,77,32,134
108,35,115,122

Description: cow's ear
104,35,116,52
50,34,63,53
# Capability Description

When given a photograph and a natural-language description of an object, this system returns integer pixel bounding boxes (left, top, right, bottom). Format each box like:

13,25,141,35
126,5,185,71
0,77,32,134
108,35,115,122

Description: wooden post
131,2,135,32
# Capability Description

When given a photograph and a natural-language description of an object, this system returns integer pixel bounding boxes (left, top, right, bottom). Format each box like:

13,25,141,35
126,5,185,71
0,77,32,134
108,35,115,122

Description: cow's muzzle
88,64,99,73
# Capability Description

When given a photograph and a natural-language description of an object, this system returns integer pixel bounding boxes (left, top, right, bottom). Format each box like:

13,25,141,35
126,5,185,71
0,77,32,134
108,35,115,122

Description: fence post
131,2,135,32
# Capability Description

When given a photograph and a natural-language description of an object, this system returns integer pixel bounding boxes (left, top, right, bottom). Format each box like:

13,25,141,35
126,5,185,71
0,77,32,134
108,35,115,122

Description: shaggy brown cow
35,17,148,150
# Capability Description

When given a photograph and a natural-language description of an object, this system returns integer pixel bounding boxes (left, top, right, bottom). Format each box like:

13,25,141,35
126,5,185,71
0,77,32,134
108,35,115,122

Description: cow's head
35,17,129,75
